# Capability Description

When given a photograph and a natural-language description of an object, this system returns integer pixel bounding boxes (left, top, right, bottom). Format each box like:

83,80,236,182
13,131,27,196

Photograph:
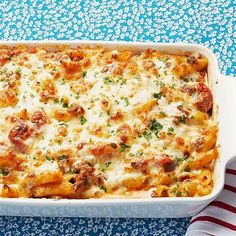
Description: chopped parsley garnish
121,97,129,106
159,111,167,117
142,119,163,141
86,162,93,167
58,155,67,160
162,145,167,150
136,150,143,156
15,68,21,73
75,92,80,99
110,143,117,148
45,155,53,161
183,77,189,82
67,168,73,174
153,91,164,100
179,115,187,124
103,76,112,84
99,161,112,172
176,157,185,165
155,80,165,87
119,143,131,152
143,130,152,142
61,78,66,85
62,103,69,108
167,127,174,135
83,71,87,77
99,185,107,192
129,151,143,157
171,184,183,197
115,77,126,85
160,57,168,62
61,98,68,108
176,191,182,197
105,161,111,168
59,122,68,127
80,116,87,125
109,130,115,135
184,167,191,172
0,169,9,176
149,118,163,136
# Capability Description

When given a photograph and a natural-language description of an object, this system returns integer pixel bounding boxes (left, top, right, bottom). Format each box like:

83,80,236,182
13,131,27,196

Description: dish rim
0,40,234,205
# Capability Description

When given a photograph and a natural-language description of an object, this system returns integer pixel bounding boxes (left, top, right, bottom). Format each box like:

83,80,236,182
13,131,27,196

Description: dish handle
219,75,236,165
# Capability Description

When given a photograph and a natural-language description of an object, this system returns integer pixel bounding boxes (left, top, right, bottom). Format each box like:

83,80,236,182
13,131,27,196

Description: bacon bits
72,162,104,198
156,154,176,172
31,110,48,127
131,159,148,173
118,124,133,144
8,121,31,151
67,103,85,117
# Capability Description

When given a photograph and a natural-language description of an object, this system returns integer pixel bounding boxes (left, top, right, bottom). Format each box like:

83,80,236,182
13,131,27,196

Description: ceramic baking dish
0,40,235,218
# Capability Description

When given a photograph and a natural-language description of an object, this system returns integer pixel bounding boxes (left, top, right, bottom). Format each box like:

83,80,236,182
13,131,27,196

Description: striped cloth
185,161,236,236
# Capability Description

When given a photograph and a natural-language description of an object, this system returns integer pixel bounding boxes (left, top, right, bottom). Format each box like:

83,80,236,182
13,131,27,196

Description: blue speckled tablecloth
0,0,235,235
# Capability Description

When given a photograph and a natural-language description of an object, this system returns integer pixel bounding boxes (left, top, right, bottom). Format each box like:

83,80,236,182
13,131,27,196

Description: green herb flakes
184,167,191,172
179,115,187,124
119,143,131,152
121,97,129,106
105,161,111,168
167,127,174,135
0,169,9,176
80,116,87,125
153,91,163,100
58,155,67,160
99,185,107,192
143,130,152,142
103,77,112,84
83,71,87,77
150,118,163,136
15,68,21,73
45,156,53,161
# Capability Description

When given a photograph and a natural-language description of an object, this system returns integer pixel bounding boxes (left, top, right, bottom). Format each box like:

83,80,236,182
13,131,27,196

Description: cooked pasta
0,45,218,198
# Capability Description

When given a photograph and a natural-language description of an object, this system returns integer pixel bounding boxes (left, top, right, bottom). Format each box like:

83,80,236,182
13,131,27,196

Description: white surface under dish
0,40,235,218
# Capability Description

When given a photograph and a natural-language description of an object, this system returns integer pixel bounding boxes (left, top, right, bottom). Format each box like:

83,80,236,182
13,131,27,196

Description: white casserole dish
0,40,235,218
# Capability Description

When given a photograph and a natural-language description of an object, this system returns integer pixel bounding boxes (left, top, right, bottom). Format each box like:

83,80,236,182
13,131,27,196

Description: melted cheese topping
0,45,218,199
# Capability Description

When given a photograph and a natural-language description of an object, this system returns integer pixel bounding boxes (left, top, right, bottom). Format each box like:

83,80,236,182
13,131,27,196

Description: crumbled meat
156,154,176,172
131,160,148,173
67,103,85,117
194,83,213,113
8,120,31,151
31,110,48,127
72,163,104,198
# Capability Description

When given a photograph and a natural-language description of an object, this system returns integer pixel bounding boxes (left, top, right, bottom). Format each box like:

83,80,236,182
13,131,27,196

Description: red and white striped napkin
185,161,236,235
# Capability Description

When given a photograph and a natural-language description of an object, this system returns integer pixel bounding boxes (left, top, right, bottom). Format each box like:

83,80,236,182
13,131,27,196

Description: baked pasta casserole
0,45,218,198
